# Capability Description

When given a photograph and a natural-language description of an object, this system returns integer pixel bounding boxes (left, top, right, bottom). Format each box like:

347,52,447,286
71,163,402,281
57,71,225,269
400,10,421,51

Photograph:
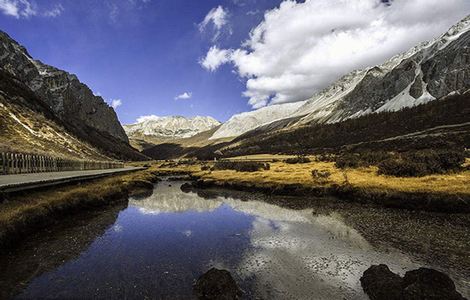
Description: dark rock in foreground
361,265,467,300
193,268,241,300
402,268,466,300
360,264,404,300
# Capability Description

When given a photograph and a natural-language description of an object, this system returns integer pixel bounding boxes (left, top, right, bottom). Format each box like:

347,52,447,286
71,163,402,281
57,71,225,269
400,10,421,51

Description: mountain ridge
207,15,470,141
124,115,221,140
0,30,129,143
0,31,147,160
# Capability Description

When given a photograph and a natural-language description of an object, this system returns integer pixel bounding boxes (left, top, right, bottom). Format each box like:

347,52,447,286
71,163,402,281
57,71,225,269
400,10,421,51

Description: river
1,179,468,299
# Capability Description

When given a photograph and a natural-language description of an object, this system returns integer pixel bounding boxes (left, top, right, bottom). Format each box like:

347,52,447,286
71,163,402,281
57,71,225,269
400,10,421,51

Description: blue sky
0,0,282,124
1,0,469,124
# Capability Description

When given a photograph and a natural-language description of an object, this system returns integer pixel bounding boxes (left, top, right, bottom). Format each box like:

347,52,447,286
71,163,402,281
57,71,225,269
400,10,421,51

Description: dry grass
226,154,306,161
0,166,159,249
157,155,470,195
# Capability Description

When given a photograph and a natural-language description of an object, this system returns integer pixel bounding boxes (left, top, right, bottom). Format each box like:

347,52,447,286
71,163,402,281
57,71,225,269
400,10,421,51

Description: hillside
0,71,147,160
0,32,147,161
141,126,232,160
206,15,470,141
216,91,470,158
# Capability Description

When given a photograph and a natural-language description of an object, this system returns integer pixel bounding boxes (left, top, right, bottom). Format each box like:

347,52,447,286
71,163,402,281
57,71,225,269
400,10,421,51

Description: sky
0,0,469,125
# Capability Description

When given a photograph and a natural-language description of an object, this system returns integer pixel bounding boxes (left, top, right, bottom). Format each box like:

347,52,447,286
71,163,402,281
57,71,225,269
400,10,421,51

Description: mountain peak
124,115,221,139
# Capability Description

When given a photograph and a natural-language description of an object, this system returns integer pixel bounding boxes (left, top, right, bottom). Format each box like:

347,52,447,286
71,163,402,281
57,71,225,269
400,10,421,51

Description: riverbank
0,166,160,250
156,156,470,213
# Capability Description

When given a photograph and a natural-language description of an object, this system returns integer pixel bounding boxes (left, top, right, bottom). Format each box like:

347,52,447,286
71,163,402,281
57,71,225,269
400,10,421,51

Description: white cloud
199,6,230,41
200,46,233,72
110,99,122,109
43,3,64,18
174,92,192,100
201,0,470,108
0,0,36,18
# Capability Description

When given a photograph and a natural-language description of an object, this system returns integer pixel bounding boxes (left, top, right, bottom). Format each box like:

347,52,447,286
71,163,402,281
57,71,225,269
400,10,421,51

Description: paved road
0,167,145,193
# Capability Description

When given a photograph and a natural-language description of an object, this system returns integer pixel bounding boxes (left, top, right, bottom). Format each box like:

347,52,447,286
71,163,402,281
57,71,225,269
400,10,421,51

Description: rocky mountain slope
124,116,220,140
218,90,470,157
210,15,470,140
293,14,470,126
0,31,146,160
210,101,306,140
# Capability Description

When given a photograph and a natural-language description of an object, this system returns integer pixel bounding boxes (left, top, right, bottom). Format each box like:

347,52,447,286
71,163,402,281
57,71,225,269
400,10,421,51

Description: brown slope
0,70,148,161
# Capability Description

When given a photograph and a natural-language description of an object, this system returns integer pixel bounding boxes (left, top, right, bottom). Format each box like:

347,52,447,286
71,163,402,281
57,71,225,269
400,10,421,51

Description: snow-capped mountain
124,116,221,139
293,14,470,126
211,15,470,140
210,101,306,140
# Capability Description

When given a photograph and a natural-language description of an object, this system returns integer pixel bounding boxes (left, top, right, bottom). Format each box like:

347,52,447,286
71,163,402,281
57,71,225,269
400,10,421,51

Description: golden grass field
157,155,470,195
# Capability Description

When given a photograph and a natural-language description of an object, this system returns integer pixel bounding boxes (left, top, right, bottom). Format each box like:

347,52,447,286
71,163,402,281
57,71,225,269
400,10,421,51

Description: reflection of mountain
0,203,125,299
236,211,417,300
129,183,223,214
181,187,418,299
189,189,370,247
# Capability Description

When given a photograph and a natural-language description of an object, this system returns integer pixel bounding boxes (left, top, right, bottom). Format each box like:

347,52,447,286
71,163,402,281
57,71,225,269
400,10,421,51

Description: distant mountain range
124,116,220,140
134,15,470,160
1,15,469,161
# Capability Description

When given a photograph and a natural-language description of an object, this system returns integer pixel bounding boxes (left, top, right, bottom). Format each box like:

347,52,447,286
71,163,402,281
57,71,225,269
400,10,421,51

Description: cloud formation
199,46,232,72
174,92,192,100
0,0,36,18
43,3,63,17
201,0,470,108
199,6,230,41
110,99,122,109
0,0,66,18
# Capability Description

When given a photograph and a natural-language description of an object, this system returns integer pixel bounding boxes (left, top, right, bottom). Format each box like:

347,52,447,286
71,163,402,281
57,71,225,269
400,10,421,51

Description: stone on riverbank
360,264,404,300
361,265,467,300
193,268,241,300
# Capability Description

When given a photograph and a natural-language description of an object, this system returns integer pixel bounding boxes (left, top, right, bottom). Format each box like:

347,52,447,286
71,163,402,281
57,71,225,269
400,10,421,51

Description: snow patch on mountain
210,101,306,140
124,116,221,139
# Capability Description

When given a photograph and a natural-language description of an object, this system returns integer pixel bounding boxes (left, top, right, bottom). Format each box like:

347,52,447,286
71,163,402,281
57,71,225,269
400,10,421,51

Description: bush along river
0,179,468,299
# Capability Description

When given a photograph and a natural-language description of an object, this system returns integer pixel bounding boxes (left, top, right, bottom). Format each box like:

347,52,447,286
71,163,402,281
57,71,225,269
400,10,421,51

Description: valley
0,6,469,300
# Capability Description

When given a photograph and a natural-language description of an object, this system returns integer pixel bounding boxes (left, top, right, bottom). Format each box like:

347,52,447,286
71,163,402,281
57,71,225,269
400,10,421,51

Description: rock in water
193,268,241,300
360,264,404,300
361,265,467,300
402,268,466,300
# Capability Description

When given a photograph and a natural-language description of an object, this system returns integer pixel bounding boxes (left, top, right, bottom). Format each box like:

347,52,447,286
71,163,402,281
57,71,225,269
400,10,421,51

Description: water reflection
2,181,453,299
129,182,222,214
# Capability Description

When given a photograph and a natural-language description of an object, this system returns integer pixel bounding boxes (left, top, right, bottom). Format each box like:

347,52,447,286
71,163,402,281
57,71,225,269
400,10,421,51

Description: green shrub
335,153,362,169
378,159,428,177
284,155,311,164
378,150,465,177
335,151,394,169
213,161,270,172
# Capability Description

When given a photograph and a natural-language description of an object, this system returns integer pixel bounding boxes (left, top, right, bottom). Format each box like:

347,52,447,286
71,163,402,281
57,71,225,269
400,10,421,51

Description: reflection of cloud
234,207,418,299
128,184,419,298
220,197,369,248
129,183,222,214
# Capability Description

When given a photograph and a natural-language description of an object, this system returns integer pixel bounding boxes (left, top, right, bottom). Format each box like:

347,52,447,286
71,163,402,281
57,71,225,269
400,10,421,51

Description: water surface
1,180,466,299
